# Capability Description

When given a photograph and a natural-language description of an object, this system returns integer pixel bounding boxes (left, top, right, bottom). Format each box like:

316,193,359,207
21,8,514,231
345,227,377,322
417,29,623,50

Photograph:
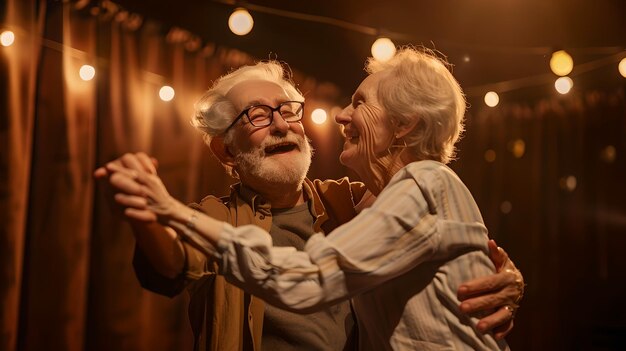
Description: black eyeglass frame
223,101,305,133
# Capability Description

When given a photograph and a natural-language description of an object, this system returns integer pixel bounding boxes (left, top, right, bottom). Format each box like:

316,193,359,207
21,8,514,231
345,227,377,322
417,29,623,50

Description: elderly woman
117,48,511,350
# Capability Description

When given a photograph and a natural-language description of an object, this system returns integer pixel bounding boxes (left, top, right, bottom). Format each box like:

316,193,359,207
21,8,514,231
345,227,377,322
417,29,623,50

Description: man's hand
93,152,160,222
457,240,525,339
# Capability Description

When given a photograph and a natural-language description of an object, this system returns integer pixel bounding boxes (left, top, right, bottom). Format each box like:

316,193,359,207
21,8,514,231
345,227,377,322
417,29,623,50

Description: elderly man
95,61,523,350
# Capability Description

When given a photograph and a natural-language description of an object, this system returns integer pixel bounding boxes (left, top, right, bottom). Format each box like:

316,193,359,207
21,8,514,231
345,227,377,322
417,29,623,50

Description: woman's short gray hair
192,61,304,145
366,47,467,164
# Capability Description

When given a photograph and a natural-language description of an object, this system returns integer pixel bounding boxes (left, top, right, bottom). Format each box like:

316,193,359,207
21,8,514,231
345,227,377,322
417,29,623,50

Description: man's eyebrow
244,100,265,107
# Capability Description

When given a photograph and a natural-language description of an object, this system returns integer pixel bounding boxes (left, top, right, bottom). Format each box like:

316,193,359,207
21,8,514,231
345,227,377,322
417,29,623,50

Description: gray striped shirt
213,160,510,350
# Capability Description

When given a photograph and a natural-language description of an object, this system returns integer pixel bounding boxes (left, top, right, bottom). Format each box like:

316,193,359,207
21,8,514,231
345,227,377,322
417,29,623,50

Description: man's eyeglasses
224,101,305,132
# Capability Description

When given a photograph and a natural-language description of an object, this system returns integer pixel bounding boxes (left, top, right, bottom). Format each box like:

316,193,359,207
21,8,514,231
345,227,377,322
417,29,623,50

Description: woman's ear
210,136,236,168
394,116,420,139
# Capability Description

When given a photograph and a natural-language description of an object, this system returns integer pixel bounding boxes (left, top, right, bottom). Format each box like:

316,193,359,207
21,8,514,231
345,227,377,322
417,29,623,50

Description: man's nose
270,111,290,133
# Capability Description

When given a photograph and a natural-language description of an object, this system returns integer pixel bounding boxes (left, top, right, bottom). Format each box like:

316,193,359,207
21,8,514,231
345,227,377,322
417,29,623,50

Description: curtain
455,89,626,350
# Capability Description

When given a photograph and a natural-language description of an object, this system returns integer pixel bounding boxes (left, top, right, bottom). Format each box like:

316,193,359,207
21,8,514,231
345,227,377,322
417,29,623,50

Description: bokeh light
619,58,626,78
311,108,328,125
559,175,577,192
550,50,574,76
484,91,499,107
79,65,96,81
159,85,175,101
554,76,573,94
1,30,15,47
371,37,396,62
484,149,496,162
228,8,254,36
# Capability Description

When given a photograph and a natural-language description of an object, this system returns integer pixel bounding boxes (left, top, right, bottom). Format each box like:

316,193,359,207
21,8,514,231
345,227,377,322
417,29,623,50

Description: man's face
334,72,395,173
225,79,312,186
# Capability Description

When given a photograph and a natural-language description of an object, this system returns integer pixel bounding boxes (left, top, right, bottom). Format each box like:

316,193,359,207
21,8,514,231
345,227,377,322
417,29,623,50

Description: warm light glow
619,58,626,78
228,8,254,36
510,139,526,158
554,76,573,94
159,85,175,101
484,91,499,107
600,145,616,163
371,37,396,62
559,175,577,192
79,65,96,81
484,149,496,162
500,201,512,214
311,108,327,124
1,30,15,46
550,50,574,76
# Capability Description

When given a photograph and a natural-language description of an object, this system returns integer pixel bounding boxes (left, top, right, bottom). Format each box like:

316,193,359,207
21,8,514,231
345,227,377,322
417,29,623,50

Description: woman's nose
334,105,353,125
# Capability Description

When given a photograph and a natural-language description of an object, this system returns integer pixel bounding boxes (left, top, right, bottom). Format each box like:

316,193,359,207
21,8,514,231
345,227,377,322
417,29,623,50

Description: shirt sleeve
214,165,488,313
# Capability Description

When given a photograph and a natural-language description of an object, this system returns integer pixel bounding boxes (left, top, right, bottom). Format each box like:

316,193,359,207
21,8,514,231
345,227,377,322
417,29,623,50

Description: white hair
366,46,466,164
191,61,305,145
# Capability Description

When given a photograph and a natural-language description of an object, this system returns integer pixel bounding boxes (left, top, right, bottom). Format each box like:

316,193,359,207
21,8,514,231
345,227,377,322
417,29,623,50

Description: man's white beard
234,133,312,186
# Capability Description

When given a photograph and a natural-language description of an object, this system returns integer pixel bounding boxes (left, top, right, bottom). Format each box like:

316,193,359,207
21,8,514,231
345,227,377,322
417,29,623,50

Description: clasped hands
94,152,525,340
93,152,182,224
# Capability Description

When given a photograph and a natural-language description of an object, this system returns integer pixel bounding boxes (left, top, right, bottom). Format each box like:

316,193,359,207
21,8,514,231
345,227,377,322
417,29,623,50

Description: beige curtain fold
1,1,46,351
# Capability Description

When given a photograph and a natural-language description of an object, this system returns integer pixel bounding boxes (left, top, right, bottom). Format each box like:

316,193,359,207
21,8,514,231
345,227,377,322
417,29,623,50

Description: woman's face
335,72,395,174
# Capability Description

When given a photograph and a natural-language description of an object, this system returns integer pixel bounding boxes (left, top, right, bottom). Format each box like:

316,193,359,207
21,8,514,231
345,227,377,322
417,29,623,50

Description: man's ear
394,117,420,139
210,136,236,168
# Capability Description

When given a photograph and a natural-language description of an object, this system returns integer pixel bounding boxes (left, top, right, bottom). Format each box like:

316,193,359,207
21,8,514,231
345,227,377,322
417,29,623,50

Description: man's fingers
109,172,144,195
120,153,147,172
476,305,514,333
136,152,157,174
458,269,513,298
459,291,507,314
93,167,109,179
114,193,148,209
488,240,508,270
493,320,514,340
124,207,158,222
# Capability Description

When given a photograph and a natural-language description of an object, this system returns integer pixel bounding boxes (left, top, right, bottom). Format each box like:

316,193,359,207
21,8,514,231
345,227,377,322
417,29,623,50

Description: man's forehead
227,79,290,107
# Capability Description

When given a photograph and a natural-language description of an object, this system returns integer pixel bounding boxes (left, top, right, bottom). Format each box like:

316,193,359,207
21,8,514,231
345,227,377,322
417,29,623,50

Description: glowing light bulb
1,30,15,46
550,50,574,76
228,8,254,36
484,91,499,107
311,108,327,124
619,57,626,78
79,65,96,81
159,85,175,101
371,37,396,62
554,76,573,94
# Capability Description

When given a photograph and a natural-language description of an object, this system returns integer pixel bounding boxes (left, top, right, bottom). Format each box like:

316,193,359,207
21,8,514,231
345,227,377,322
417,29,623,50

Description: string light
484,91,499,107
79,64,95,81
159,85,175,101
1,30,15,46
228,8,254,36
554,76,573,94
619,57,626,78
371,37,396,62
5,2,625,108
311,108,327,124
550,50,574,76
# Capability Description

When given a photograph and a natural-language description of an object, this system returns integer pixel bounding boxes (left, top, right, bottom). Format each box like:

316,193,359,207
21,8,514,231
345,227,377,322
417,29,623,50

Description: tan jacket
133,178,366,351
